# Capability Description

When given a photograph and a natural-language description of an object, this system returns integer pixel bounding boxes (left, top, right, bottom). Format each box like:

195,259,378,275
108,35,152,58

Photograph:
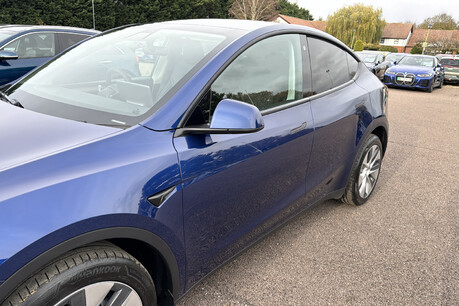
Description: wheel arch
0,227,180,305
371,125,388,156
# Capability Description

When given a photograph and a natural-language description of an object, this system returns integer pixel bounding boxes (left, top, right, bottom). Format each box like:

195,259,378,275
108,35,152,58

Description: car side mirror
175,99,264,137
393,61,397,65
0,50,19,61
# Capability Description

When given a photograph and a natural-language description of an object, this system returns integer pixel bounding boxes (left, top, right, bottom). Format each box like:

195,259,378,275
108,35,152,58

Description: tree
418,13,458,30
325,4,386,47
354,40,364,51
278,0,312,20
229,0,279,21
410,43,422,54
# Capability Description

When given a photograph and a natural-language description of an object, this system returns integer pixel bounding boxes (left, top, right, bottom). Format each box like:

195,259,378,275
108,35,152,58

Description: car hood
0,102,120,171
387,65,434,75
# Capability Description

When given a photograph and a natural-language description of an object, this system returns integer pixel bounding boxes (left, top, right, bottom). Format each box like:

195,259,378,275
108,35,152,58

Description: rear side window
57,33,90,52
308,37,354,94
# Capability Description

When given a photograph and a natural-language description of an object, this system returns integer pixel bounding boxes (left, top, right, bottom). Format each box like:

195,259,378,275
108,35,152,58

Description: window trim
177,30,361,129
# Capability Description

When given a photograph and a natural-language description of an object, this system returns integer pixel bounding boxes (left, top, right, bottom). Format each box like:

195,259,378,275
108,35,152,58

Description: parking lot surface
178,85,459,305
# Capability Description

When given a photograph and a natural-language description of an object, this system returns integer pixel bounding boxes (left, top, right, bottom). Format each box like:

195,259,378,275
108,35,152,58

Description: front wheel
2,243,156,306
341,134,383,206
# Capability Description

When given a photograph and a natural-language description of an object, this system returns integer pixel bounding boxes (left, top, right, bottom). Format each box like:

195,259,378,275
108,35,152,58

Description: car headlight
386,70,396,75
417,73,433,77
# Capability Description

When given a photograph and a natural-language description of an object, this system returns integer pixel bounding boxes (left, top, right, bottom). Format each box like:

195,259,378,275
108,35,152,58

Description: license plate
397,77,412,82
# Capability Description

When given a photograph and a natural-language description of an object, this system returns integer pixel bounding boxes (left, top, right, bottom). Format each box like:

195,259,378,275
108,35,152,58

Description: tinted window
308,37,352,94
211,34,303,112
440,58,459,67
58,33,90,51
2,33,55,58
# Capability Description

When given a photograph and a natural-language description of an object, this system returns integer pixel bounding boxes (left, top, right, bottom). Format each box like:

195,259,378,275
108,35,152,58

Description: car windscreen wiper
0,91,23,108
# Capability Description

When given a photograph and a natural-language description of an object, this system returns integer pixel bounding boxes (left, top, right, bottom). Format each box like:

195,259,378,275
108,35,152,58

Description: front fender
0,214,184,302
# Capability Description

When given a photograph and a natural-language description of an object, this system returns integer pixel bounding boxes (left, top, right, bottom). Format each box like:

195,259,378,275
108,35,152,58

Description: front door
173,34,314,288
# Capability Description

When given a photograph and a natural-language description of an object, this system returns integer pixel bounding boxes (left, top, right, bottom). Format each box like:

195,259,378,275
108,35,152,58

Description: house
406,29,459,54
379,23,414,53
271,14,327,32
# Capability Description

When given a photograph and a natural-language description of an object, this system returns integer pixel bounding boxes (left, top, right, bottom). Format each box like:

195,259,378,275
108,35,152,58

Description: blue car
383,54,444,92
0,25,99,86
0,20,388,305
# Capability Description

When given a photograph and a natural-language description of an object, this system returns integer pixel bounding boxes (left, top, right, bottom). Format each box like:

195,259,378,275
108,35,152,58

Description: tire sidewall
25,256,156,306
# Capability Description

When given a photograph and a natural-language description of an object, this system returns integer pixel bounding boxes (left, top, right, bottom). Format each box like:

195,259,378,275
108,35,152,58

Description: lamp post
422,23,433,54
92,0,96,30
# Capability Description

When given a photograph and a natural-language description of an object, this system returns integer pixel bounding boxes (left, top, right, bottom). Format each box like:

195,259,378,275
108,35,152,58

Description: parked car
0,25,99,86
382,52,409,67
440,57,459,84
355,51,387,80
383,54,444,92
0,19,388,305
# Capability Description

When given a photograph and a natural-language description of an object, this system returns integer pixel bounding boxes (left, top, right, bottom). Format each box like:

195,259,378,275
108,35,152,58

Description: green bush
380,46,398,53
354,40,364,51
411,43,423,54
364,43,380,50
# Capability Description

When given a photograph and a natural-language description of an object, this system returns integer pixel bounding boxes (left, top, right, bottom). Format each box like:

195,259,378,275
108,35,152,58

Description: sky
295,0,459,24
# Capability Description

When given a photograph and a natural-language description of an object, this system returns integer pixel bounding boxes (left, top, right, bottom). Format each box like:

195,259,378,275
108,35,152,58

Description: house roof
382,23,413,39
407,29,459,47
273,14,327,32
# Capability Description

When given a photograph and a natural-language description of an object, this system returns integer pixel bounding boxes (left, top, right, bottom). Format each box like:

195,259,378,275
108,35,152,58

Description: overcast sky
295,0,459,24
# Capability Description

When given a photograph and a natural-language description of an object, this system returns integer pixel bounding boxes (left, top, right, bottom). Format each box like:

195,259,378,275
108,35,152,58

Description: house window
380,38,385,44
394,39,399,44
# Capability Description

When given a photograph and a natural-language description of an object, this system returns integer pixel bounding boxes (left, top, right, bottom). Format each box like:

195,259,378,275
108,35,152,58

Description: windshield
385,53,405,62
6,24,233,127
398,56,434,67
440,58,459,67
358,53,377,63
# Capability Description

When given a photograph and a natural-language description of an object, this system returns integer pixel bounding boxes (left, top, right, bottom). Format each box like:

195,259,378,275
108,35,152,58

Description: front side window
1,33,55,58
211,34,303,112
308,37,354,94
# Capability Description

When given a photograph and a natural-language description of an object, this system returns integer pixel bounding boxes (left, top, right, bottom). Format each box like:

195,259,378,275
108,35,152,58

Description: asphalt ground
177,85,459,305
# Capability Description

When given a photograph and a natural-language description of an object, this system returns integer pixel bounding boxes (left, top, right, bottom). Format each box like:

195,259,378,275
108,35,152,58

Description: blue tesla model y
0,19,388,305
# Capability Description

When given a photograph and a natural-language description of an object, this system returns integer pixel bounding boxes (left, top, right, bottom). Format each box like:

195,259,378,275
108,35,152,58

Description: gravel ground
177,85,459,306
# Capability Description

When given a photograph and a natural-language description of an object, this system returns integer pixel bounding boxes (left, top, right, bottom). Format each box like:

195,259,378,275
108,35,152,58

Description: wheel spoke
54,281,142,306
358,144,382,199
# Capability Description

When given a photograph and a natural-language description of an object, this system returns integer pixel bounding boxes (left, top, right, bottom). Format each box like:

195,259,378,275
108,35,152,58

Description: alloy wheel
54,281,142,306
358,144,381,199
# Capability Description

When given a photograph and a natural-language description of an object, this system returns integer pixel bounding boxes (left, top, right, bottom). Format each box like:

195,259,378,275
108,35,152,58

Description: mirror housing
175,99,264,137
0,51,18,61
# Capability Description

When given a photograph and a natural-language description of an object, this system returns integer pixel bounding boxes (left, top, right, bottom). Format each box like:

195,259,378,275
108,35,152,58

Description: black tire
341,134,383,206
427,80,434,93
2,242,156,306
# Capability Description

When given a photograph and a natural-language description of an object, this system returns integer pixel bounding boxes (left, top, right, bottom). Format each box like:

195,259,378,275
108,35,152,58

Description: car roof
0,24,100,34
162,19,279,31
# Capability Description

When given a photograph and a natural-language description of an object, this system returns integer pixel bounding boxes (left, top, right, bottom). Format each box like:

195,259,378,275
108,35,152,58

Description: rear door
173,34,315,288
304,37,371,203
